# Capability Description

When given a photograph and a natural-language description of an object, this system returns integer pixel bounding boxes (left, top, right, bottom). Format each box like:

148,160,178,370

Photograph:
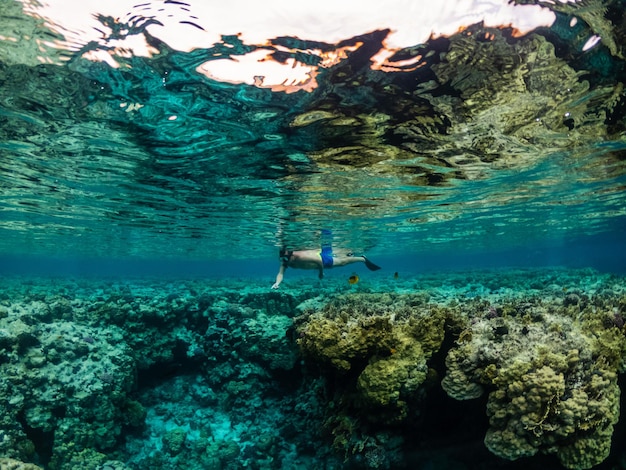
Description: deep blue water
1,230,625,279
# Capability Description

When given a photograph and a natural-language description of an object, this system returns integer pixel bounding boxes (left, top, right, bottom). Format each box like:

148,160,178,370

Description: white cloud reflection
19,0,559,92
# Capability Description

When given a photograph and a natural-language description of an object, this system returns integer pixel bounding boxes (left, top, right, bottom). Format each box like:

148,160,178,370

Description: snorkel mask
279,248,293,265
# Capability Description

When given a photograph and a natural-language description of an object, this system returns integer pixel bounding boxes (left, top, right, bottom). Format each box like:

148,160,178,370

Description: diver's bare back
288,250,322,269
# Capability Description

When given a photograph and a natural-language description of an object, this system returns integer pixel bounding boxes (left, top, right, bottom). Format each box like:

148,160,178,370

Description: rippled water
0,0,625,263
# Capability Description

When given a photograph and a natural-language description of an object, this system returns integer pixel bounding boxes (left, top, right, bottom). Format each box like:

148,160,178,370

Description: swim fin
363,256,381,271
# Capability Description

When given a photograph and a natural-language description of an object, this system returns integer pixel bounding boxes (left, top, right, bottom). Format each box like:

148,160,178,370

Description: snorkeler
271,231,381,289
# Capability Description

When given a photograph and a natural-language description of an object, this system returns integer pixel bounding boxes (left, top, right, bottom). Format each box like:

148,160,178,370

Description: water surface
1,0,624,266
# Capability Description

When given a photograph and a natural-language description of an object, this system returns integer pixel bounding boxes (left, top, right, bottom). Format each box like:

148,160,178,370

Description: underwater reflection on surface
0,0,624,259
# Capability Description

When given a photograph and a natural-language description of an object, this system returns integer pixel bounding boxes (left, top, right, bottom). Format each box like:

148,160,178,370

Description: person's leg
333,253,382,270
332,255,365,267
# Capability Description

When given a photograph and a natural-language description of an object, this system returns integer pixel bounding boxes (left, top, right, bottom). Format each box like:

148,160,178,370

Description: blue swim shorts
320,245,334,268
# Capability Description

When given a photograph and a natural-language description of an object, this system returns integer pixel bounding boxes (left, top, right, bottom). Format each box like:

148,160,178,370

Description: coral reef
297,292,448,423
442,292,626,469
0,278,328,470
0,458,43,470
0,269,625,469
0,302,139,468
294,291,454,469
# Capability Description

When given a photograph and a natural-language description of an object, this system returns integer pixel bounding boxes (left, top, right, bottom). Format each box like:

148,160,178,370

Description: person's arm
272,264,286,289
318,267,324,279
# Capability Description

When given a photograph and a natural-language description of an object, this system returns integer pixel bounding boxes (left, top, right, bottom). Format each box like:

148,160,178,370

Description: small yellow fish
348,274,359,285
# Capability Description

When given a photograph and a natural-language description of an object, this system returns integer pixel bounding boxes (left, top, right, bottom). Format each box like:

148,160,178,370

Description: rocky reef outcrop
0,269,625,469
442,290,626,469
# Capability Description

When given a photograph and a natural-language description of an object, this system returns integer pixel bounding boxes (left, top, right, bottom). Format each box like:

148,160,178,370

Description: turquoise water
0,1,624,267
1,1,626,469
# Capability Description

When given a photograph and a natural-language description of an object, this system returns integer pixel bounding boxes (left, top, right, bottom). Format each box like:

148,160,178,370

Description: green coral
121,399,147,428
49,445,108,470
442,296,625,469
356,340,427,411
298,313,394,371
0,458,43,470
162,428,187,455
297,293,447,422
0,312,137,465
